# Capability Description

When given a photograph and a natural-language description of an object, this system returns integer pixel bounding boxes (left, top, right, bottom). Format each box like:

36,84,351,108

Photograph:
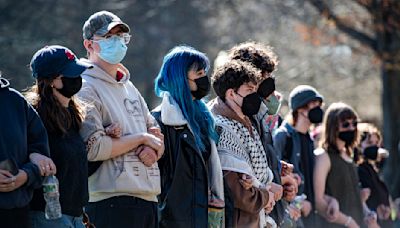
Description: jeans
30,211,85,228
85,195,158,228
0,205,30,228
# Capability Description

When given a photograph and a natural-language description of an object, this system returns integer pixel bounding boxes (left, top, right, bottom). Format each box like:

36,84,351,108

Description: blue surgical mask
95,36,127,64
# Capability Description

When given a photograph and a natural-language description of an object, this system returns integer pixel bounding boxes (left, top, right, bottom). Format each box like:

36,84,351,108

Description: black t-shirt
30,111,88,217
358,162,390,210
298,132,315,204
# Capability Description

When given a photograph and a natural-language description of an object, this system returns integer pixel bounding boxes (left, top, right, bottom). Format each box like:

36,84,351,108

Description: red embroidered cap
30,45,92,79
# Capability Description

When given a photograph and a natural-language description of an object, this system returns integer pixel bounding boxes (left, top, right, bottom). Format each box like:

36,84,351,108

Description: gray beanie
289,85,323,111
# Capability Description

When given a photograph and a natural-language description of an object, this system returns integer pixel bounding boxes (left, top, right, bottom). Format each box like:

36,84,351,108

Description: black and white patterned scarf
215,115,272,185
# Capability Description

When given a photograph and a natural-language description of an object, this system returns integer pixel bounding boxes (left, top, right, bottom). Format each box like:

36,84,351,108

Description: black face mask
338,130,356,146
191,76,210,100
236,92,262,116
257,77,275,99
57,76,82,98
308,106,324,124
363,145,379,160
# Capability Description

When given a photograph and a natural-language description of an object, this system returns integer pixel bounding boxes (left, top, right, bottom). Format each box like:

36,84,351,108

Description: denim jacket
273,121,311,194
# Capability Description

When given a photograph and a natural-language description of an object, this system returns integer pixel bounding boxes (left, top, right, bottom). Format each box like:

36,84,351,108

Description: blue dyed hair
155,45,218,151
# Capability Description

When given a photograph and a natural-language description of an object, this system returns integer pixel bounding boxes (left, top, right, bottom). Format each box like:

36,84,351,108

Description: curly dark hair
228,41,278,76
212,60,261,101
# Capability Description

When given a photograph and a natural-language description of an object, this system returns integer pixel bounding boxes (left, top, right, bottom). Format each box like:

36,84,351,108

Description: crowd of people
0,10,398,228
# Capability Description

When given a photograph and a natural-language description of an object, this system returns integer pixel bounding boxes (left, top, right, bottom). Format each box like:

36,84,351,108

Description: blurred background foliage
1,0,399,196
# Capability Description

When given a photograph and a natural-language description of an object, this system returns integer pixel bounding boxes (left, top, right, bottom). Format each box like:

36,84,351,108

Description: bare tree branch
354,0,374,13
307,0,378,52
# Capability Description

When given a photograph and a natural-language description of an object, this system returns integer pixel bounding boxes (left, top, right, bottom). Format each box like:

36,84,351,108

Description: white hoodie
78,59,160,203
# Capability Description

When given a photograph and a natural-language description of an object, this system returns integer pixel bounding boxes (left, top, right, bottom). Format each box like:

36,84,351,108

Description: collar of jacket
209,97,254,137
281,120,296,134
256,100,269,121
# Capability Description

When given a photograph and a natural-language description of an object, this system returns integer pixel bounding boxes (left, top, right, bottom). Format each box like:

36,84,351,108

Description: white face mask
94,36,127,64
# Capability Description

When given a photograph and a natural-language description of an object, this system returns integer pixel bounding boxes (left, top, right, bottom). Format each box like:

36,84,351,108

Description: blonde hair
358,122,382,145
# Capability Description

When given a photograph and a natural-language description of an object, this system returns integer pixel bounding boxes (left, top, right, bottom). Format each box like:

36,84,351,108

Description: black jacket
152,111,208,228
30,111,88,217
0,87,49,209
251,116,285,226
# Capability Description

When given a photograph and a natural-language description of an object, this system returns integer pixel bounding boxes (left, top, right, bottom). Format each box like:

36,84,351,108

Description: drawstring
0,77,10,88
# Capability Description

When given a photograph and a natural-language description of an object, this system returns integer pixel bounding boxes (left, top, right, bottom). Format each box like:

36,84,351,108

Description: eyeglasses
93,33,131,44
341,120,358,129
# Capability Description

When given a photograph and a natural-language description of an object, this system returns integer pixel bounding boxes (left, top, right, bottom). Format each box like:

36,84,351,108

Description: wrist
344,216,352,227
17,169,28,186
130,134,145,148
138,134,145,145
140,133,150,146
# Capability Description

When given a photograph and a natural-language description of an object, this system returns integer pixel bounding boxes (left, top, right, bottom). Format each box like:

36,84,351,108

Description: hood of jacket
80,58,130,85
153,92,188,127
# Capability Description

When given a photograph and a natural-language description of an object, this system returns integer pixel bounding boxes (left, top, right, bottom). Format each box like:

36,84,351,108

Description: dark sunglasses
341,120,358,129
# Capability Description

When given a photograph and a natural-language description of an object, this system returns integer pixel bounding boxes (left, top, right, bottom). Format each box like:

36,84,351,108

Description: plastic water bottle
281,207,295,228
280,194,307,228
293,194,307,210
43,175,62,219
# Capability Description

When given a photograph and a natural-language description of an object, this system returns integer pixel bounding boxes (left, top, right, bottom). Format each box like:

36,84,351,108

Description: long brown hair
285,102,309,126
25,77,85,135
319,102,360,155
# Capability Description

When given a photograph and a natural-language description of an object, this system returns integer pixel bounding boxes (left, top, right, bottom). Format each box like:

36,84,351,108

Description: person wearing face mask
209,60,276,228
314,102,379,228
228,41,298,228
357,123,393,228
151,46,224,228
25,45,91,227
78,11,164,228
273,85,334,227
228,42,282,134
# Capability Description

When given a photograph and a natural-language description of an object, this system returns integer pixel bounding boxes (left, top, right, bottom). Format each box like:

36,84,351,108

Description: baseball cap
30,45,92,79
82,10,130,40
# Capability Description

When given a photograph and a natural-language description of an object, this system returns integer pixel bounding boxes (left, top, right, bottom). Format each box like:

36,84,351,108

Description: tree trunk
382,63,400,198
376,0,400,198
